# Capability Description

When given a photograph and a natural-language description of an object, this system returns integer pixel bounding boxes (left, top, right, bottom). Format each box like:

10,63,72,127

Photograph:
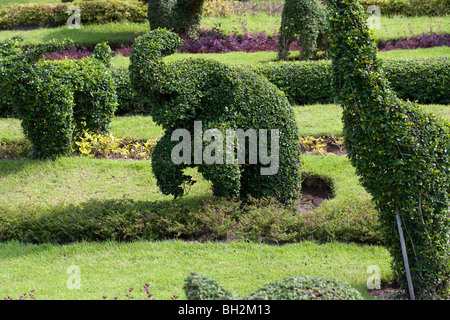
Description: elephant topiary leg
198,162,241,198
151,132,194,198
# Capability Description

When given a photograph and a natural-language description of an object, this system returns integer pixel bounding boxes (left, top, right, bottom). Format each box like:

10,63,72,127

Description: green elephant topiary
184,272,363,300
129,28,302,203
0,36,117,159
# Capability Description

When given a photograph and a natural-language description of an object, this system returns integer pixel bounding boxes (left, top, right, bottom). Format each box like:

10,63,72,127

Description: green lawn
1,103,449,142
0,239,392,300
0,15,448,47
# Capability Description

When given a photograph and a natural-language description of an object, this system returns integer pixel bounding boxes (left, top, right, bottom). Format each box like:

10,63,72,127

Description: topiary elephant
129,28,302,203
0,36,117,159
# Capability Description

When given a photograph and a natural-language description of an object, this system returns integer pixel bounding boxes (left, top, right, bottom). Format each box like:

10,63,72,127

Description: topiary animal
129,28,302,203
0,36,117,159
184,272,363,300
325,0,450,299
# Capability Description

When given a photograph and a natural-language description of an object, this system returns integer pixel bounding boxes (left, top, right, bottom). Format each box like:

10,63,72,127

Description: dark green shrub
0,37,117,158
129,28,302,203
251,60,334,105
250,57,449,105
326,0,450,299
381,58,450,105
0,0,147,30
184,272,363,300
277,0,324,60
144,0,205,36
246,275,363,300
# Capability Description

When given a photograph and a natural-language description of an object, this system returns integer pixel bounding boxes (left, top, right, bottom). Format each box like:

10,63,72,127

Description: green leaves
129,28,302,203
325,0,450,299
0,38,117,159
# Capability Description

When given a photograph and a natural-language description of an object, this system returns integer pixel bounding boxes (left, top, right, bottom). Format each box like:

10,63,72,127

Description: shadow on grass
0,195,214,246
0,158,54,179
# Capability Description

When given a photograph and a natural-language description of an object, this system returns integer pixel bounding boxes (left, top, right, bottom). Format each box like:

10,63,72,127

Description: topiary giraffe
325,0,450,298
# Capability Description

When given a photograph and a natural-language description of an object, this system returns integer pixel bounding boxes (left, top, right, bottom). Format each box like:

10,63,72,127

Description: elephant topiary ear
184,272,236,300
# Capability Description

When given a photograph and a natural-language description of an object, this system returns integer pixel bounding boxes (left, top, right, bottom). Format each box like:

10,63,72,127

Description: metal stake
395,206,415,300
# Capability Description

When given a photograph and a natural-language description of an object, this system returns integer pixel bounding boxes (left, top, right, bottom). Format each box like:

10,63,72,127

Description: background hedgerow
0,0,147,30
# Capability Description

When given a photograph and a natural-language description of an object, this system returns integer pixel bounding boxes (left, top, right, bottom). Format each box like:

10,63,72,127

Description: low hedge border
108,57,449,115
0,0,448,31
250,57,450,106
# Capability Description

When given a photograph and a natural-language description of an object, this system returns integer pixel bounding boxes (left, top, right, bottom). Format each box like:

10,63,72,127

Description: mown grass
0,15,447,47
1,104,449,142
0,239,392,300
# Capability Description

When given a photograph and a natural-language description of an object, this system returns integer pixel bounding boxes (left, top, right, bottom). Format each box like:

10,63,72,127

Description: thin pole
395,206,415,300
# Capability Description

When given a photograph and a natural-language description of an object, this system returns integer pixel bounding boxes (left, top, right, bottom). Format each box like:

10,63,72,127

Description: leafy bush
75,131,157,159
129,28,302,203
144,0,205,36
251,57,450,105
277,0,324,60
184,272,363,300
0,37,117,158
326,0,450,299
0,0,147,30
184,273,236,300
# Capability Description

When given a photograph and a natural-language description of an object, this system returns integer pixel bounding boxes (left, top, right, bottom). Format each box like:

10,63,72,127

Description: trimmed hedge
0,0,147,30
251,57,450,105
0,36,117,158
